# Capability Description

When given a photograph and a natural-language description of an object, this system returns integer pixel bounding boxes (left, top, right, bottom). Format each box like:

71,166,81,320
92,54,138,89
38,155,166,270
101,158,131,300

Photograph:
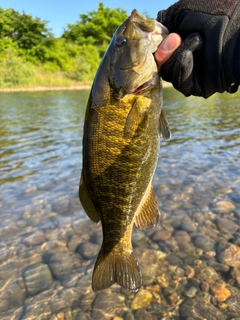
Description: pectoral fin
124,97,150,139
159,110,171,141
79,173,100,223
135,183,160,230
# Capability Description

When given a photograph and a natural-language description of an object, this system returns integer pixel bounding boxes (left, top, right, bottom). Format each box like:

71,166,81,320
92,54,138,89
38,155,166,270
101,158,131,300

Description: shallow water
0,88,239,319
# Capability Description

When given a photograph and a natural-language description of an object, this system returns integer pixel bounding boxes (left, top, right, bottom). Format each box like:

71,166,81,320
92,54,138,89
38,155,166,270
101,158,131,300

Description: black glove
157,0,240,98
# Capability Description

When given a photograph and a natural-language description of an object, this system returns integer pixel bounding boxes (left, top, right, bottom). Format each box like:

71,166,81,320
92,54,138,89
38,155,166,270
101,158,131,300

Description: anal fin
79,173,100,223
135,184,160,230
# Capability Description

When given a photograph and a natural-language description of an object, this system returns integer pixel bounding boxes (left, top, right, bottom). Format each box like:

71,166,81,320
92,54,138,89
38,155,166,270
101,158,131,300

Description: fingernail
161,34,179,51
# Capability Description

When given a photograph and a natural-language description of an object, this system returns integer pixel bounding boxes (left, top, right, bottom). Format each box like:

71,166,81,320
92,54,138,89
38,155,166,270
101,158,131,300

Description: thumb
154,33,181,71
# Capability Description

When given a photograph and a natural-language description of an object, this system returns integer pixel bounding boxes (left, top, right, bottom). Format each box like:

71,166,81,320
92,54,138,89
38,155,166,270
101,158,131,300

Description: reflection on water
0,88,239,319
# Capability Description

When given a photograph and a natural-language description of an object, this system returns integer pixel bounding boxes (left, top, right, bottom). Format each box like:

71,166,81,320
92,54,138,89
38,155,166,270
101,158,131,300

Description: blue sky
0,0,176,37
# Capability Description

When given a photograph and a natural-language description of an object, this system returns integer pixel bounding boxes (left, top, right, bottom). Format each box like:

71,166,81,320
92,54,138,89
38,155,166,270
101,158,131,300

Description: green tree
62,2,128,55
0,8,52,50
13,12,52,49
0,8,17,38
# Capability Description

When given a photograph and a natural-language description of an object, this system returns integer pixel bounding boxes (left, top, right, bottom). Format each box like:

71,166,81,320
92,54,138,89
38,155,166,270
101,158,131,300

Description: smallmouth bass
79,9,170,292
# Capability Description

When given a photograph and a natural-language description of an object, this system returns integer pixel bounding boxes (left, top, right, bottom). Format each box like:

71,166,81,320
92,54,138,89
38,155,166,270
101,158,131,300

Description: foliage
0,3,129,87
0,8,52,49
0,52,36,87
62,2,128,55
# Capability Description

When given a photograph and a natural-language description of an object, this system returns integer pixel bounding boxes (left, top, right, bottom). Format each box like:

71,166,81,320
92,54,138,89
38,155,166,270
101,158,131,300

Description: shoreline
0,85,92,93
0,82,172,93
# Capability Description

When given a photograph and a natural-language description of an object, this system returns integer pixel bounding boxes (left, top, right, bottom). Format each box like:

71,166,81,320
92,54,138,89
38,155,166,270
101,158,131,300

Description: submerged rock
131,289,153,310
179,298,227,320
212,201,235,214
22,230,46,246
91,291,125,319
23,263,53,296
43,248,74,280
210,284,231,302
217,242,240,268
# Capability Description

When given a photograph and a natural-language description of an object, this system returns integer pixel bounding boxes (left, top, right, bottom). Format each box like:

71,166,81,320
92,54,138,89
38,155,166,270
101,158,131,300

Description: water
0,88,239,319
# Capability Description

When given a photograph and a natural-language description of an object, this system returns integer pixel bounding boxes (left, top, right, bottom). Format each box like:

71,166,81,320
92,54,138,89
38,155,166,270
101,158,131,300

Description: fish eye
116,35,127,48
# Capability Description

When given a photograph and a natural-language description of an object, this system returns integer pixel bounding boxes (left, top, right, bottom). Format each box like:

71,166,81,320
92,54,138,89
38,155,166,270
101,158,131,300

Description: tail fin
92,248,141,292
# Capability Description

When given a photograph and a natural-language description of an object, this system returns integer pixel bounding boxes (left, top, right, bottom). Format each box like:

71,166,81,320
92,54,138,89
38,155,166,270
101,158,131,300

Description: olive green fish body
79,10,170,292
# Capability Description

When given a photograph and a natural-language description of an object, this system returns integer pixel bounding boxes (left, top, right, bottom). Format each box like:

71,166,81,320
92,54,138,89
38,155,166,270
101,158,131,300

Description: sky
0,0,176,37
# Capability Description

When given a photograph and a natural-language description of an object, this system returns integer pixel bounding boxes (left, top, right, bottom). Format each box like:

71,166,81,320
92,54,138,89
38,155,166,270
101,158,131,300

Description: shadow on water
0,88,239,319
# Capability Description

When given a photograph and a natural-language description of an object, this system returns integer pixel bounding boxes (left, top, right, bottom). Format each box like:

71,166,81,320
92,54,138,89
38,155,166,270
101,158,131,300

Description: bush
70,44,100,81
0,53,36,87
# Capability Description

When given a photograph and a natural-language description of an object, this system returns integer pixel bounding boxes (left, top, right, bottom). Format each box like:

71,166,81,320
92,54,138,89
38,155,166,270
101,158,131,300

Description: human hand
157,0,240,98
154,33,181,71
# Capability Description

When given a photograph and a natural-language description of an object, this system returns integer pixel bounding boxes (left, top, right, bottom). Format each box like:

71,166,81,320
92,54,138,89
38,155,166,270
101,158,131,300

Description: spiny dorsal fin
159,110,171,141
79,173,100,223
135,184,160,230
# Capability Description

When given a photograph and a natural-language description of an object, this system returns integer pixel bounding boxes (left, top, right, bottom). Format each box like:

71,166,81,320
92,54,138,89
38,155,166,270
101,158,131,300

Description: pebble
180,216,197,232
51,199,70,215
51,288,81,314
166,254,182,266
193,235,215,252
91,292,125,319
200,281,210,292
139,249,166,286
229,192,240,204
77,242,100,259
227,296,240,313
22,230,46,246
213,201,235,214
43,248,74,280
157,274,169,288
179,298,227,320
21,301,52,319
217,242,240,268
207,260,230,273
23,263,53,296
131,289,153,310
184,286,198,298
231,267,240,286
185,266,195,278
216,218,239,235
151,229,171,242
210,284,231,302
174,230,191,243
67,234,82,252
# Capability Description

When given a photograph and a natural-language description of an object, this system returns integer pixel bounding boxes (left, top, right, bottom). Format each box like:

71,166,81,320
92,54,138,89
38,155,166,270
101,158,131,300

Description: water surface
0,88,239,319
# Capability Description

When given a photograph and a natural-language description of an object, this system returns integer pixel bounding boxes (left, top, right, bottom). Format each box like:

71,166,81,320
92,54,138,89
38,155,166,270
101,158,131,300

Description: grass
0,55,93,91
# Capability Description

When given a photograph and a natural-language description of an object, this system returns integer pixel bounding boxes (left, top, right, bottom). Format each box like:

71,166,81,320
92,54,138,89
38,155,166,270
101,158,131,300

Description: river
0,88,239,319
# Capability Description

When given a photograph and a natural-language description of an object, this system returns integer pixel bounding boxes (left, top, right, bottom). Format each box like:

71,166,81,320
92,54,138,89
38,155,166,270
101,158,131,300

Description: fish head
108,9,168,97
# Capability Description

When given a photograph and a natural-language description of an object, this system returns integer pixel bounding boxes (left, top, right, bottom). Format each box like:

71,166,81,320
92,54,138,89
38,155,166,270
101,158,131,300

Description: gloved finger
161,33,203,96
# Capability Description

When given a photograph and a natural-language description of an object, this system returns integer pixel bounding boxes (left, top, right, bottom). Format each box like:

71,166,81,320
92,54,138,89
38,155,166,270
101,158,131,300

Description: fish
79,9,170,292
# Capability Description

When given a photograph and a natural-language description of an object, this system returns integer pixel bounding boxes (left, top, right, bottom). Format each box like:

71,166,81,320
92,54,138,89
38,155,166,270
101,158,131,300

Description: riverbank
0,84,92,92
0,81,172,93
